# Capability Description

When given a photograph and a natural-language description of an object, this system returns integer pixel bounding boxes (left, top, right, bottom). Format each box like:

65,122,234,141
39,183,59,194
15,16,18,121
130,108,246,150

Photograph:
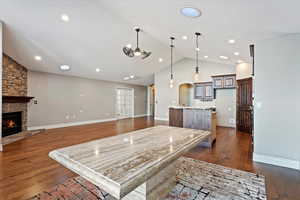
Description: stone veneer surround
2,54,28,132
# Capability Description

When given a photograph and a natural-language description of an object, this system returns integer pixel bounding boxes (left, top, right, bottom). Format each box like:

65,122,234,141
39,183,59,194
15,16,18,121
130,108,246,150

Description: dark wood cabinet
169,108,183,127
194,82,213,101
212,74,236,89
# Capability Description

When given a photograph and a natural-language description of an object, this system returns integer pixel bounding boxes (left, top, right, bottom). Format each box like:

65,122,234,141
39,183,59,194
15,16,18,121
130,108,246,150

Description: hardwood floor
0,117,299,200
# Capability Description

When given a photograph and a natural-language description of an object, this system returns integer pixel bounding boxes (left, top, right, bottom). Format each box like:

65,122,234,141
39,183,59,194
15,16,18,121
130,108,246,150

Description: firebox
2,112,22,137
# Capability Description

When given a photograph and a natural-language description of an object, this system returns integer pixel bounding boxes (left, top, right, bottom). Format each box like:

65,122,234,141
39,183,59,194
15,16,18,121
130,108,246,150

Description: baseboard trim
154,117,169,121
134,114,149,118
253,153,300,170
28,118,117,131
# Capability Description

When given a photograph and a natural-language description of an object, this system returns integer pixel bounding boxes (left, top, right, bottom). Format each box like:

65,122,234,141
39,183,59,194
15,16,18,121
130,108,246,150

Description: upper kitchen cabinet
194,82,213,101
212,74,236,89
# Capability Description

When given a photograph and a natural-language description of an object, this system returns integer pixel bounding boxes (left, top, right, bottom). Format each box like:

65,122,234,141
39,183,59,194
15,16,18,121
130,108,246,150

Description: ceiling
1,0,300,85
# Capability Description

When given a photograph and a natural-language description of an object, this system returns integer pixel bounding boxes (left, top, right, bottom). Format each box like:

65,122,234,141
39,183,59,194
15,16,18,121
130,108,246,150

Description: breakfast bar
49,126,210,200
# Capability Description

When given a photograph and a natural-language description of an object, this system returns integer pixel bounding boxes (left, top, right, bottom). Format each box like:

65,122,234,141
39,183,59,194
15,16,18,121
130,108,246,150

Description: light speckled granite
49,126,210,199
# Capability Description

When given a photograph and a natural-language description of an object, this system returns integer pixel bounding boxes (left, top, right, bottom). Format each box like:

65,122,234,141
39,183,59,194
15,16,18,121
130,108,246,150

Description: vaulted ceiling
1,0,300,85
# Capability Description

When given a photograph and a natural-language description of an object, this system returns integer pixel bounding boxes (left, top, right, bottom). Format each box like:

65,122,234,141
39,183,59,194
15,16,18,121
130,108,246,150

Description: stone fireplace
2,54,29,136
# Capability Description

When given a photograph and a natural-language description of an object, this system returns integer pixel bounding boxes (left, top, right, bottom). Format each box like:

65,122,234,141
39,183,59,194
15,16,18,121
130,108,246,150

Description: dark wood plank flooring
0,117,299,200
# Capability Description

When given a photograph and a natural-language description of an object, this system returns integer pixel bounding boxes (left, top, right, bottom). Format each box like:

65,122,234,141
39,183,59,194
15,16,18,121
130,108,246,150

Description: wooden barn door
236,78,253,134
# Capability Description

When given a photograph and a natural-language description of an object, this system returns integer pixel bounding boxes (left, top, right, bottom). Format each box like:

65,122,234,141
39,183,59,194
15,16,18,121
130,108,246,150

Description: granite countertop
169,106,215,110
49,126,210,199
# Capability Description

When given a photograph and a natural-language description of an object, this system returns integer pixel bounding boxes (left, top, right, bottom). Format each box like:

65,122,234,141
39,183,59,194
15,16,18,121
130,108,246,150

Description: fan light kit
123,27,151,59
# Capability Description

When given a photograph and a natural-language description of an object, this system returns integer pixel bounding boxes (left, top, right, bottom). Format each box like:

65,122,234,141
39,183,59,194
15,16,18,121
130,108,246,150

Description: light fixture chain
196,34,199,68
170,37,175,79
136,29,139,48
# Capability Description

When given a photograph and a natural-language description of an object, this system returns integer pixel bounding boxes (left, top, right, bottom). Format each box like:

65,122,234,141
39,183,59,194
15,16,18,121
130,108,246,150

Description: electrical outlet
229,118,235,124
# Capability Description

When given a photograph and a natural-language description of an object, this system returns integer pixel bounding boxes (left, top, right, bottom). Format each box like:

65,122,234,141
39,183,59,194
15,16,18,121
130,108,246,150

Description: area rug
29,157,266,200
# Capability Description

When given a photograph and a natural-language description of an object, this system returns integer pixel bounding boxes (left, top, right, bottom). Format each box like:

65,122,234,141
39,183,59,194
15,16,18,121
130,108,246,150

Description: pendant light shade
194,32,201,82
169,37,175,88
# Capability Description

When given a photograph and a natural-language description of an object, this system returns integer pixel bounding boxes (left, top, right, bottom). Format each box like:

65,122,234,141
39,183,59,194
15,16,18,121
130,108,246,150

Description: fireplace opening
2,112,22,137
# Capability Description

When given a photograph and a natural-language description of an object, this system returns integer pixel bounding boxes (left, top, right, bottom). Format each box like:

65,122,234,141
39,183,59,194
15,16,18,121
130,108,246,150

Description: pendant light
194,32,201,82
169,37,175,88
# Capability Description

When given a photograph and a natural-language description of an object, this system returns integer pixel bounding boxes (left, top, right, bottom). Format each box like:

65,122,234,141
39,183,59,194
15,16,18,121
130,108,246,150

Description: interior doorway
179,83,193,107
149,85,155,116
236,78,253,134
116,88,134,119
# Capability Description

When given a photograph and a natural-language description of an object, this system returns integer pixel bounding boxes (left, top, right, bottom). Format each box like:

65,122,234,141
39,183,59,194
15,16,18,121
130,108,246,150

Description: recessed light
124,77,130,80
182,35,188,40
59,65,71,71
158,58,163,62
234,52,240,56
126,44,132,48
204,55,208,58
219,56,229,60
130,75,135,79
61,14,70,22
180,7,201,18
34,56,42,61
96,68,101,72
228,39,235,44
237,60,244,64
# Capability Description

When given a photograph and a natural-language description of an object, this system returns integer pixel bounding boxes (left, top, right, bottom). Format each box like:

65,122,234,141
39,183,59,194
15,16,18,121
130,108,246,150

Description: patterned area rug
29,157,266,200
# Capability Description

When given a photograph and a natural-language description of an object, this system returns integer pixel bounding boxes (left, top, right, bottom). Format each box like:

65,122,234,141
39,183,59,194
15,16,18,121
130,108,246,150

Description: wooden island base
169,107,217,147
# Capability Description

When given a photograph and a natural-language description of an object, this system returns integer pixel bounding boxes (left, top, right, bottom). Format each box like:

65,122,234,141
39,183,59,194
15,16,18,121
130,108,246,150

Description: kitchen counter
169,106,216,111
169,107,217,147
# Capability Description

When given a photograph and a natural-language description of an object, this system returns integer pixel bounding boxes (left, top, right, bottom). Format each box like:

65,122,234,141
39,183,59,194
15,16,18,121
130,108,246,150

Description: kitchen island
169,107,216,147
49,126,210,200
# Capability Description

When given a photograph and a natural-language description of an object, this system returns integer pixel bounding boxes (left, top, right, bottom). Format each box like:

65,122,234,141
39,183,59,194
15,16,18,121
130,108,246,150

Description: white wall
155,58,236,127
0,22,3,151
236,62,252,80
254,34,300,170
28,71,148,129
215,89,236,127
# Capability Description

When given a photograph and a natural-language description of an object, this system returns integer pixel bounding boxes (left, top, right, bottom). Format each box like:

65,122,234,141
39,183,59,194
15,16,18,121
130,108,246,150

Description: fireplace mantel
3,96,34,103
